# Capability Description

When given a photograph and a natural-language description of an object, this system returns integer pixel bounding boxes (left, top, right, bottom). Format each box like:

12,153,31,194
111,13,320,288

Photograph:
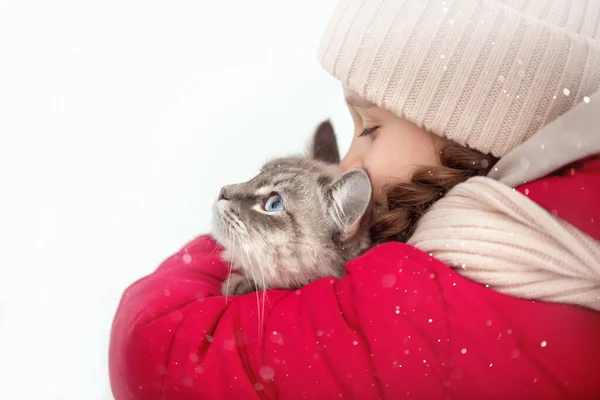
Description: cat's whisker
260,262,268,336
223,228,239,301
224,210,245,234
238,239,265,337
248,230,270,331
236,222,276,332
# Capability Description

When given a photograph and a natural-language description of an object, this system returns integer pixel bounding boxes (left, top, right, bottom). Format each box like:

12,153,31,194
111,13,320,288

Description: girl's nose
340,154,364,172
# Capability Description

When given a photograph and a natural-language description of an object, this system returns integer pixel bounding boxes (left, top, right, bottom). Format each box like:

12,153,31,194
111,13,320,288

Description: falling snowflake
563,88,570,96
382,274,397,288
461,348,467,354
223,340,235,351
584,96,590,103
259,366,275,381
519,156,531,169
540,341,547,348
156,364,167,375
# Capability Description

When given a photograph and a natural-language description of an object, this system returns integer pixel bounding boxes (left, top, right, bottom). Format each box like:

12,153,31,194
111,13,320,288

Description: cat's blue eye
263,194,284,212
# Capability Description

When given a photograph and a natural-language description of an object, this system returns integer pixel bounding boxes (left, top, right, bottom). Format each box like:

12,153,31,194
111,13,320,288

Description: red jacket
109,158,600,399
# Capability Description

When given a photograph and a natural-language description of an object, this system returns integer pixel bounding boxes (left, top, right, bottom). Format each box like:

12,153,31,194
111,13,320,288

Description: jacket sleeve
108,235,231,399
110,234,598,399
108,235,452,399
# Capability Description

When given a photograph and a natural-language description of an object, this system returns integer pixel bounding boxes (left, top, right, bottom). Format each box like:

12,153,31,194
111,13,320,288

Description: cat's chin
210,226,229,250
210,203,229,249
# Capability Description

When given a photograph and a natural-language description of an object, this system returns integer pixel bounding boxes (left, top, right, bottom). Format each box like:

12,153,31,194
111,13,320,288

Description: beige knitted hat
318,0,600,158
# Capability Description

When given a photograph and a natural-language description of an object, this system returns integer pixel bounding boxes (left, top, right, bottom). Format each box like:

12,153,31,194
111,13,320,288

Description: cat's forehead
262,156,341,175
261,156,315,171
248,156,339,193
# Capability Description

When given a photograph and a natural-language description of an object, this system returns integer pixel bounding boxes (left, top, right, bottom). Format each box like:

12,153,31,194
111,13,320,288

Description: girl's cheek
365,169,385,203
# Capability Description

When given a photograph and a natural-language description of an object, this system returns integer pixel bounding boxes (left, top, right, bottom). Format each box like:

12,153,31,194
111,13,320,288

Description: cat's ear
310,120,340,164
326,169,372,236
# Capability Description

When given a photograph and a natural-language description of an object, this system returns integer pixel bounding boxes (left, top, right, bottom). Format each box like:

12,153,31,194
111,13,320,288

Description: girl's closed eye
359,125,380,137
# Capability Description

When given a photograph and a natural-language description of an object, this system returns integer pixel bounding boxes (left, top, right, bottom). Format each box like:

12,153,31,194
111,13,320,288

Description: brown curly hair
371,143,498,244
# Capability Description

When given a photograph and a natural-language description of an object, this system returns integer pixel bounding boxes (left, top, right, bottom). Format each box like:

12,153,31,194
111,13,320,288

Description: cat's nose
218,187,229,201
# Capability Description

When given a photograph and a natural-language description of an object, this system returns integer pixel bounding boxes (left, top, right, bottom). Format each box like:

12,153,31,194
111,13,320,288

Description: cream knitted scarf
407,92,600,312
408,177,600,311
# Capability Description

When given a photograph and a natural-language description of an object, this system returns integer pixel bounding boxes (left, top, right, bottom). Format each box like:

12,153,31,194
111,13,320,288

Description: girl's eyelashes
359,125,380,137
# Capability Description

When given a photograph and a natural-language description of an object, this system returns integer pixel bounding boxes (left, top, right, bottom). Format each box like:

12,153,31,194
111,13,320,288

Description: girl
109,0,600,398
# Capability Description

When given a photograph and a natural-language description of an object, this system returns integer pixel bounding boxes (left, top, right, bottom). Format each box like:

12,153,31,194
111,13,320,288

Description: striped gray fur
212,121,373,296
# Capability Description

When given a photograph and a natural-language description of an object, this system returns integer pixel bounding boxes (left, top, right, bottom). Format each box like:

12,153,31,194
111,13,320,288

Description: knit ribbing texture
408,177,600,311
318,0,600,157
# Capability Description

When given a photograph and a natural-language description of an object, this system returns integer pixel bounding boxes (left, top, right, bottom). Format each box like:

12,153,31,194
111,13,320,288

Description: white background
0,1,352,399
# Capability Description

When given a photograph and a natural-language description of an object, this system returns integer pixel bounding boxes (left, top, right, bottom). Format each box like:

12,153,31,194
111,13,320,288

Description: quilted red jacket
109,158,600,399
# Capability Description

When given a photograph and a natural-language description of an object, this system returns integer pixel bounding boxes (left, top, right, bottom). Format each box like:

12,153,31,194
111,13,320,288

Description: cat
211,120,373,296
